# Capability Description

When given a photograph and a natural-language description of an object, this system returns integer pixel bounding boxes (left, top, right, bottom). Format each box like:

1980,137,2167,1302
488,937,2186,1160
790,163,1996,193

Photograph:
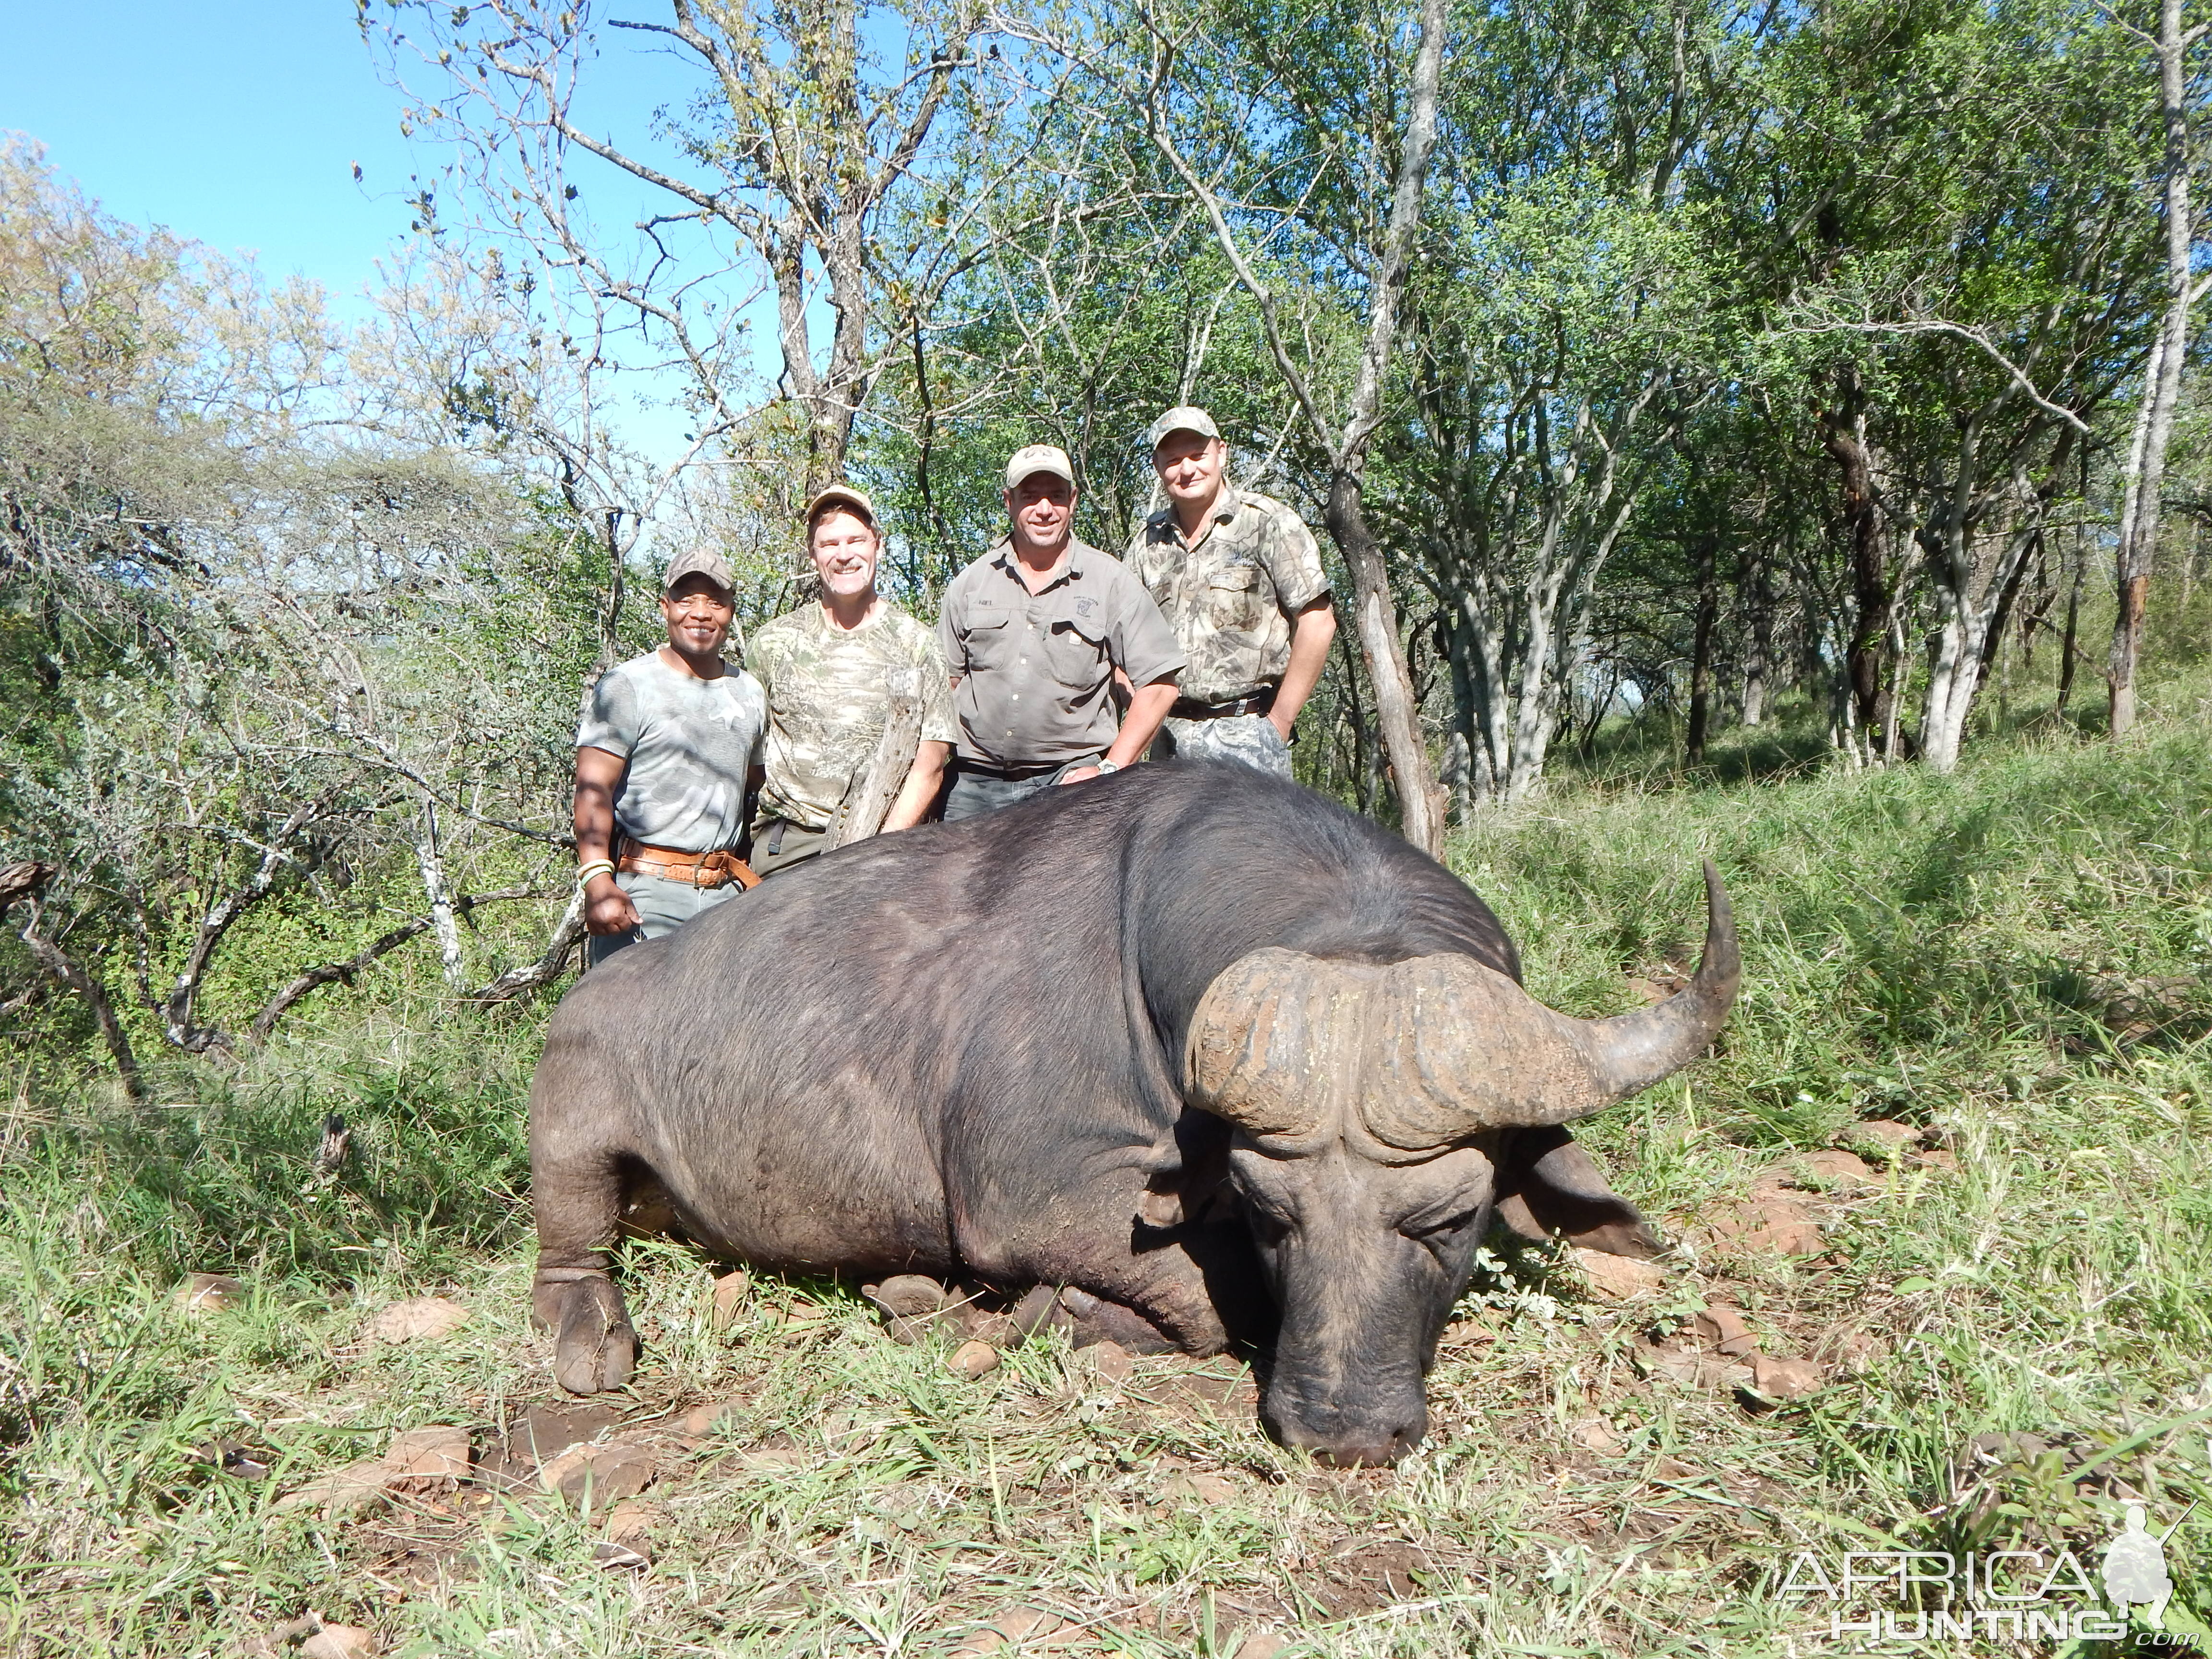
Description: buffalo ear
1134,1115,1235,1232
1493,1125,1662,1259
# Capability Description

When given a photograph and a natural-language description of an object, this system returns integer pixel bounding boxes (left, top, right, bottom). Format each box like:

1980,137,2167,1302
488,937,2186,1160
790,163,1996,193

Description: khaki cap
805,482,877,528
662,546,736,596
1145,405,1221,453
1004,444,1077,492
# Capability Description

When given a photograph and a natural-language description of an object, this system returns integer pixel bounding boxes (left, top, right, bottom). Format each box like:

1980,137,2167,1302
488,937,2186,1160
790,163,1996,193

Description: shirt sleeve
1108,570,1187,687
741,671,768,770
576,665,640,757
910,625,960,745
937,579,969,676
747,626,780,701
1259,502,1332,613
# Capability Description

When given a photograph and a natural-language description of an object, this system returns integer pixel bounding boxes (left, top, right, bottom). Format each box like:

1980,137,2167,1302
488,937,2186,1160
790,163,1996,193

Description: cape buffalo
529,762,1738,1466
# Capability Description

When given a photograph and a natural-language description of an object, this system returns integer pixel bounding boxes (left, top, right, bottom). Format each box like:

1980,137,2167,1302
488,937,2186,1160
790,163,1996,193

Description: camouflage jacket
749,599,958,832
1125,485,1331,705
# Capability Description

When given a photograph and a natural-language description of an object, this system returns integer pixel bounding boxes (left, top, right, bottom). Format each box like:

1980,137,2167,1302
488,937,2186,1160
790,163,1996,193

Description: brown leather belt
615,839,760,890
1171,690,1275,721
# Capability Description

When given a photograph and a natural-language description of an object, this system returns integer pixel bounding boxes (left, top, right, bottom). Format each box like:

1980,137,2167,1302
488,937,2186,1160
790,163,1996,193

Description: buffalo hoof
1006,1285,1182,1354
550,1276,637,1395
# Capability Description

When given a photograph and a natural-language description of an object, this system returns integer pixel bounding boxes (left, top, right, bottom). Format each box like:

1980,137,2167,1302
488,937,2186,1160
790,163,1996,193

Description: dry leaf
364,1297,469,1343
177,1273,246,1314
300,1625,378,1659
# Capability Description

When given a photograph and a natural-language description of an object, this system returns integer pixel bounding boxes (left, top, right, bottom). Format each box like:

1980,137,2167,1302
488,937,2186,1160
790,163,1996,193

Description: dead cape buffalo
529,761,1737,1466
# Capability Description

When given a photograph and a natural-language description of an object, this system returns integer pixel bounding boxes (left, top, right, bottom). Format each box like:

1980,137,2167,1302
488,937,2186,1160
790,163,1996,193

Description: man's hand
583,872,640,937
1057,765,1101,785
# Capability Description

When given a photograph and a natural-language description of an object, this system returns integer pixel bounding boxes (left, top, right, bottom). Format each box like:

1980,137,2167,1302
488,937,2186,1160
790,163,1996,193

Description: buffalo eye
1238,1190,1296,1246
1400,1206,1482,1257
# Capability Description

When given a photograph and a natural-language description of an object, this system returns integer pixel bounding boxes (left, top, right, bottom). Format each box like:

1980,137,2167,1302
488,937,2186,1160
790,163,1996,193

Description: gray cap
662,546,736,596
1145,405,1221,453
1004,443,1077,492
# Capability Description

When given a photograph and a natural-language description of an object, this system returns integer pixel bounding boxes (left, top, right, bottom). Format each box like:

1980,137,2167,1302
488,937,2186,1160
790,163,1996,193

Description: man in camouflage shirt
1126,406,1337,778
747,484,957,877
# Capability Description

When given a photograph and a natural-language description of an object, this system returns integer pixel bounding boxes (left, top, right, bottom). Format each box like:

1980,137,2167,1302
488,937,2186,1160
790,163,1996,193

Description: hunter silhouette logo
2104,1503,2178,1624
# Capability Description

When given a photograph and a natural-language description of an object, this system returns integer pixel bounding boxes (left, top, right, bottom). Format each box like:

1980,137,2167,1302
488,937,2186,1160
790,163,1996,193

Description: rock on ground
947,1340,1001,1379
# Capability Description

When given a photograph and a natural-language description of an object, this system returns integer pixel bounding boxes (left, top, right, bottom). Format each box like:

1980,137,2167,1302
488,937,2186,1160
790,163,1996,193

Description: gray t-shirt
577,651,767,853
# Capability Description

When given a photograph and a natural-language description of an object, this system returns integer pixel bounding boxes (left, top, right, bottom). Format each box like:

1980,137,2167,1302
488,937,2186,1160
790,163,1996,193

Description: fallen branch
249,885,541,1039
467,888,587,1006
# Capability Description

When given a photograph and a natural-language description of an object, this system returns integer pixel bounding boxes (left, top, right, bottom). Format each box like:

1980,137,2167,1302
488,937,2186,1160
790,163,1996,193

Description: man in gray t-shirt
574,548,767,964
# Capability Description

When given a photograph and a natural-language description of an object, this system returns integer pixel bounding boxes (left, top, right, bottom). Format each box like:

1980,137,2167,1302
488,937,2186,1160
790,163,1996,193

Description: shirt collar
989,538,1092,590
1153,483,1244,545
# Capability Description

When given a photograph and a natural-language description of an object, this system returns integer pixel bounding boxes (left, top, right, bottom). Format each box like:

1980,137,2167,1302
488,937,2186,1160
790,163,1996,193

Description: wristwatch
1094,757,1122,775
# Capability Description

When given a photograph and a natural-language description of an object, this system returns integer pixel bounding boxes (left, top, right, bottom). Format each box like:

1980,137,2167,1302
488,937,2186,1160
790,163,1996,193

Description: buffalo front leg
531,1142,638,1395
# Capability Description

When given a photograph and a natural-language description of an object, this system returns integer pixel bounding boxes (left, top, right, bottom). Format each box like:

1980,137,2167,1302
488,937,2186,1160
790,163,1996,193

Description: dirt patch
1305,1537,1434,1616
1131,1361,1261,1421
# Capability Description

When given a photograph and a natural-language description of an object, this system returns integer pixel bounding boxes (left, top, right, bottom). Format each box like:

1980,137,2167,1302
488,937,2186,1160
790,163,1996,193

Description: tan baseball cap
662,546,736,596
1004,444,1077,492
1145,405,1221,453
805,482,877,529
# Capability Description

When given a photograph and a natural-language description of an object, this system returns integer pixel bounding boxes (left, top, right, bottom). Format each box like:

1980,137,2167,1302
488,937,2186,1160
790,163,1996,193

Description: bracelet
576,859,616,886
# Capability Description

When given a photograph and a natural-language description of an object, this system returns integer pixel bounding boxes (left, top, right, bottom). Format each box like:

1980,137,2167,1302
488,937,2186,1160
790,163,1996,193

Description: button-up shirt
1126,485,1332,706
938,538,1185,769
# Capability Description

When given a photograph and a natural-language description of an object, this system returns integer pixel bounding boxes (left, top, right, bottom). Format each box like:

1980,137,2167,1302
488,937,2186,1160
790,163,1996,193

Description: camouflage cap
1145,405,1221,453
1004,444,1077,493
662,546,736,596
805,483,877,530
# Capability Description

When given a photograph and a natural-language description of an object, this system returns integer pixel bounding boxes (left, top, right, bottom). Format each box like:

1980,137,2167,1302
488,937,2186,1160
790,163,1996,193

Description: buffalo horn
1185,864,1740,1148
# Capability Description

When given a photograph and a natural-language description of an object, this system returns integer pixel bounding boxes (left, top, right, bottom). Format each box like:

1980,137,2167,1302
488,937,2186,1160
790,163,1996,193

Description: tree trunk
1821,381,1894,748
2057,554,2083,712
415,803,466,987
1685,534,1719,763
1739,538,1773,727
1325,475,1444,847
2109,0,2197,739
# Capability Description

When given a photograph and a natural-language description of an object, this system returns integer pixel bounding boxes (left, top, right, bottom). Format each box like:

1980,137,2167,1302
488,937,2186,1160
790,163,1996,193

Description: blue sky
4,2,432,315
0,2,697,315
1,2,765,457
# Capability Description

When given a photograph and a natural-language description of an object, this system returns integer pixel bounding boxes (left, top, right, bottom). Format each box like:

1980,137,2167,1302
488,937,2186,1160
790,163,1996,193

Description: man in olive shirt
937,444,1184,820
1127,406,1337,778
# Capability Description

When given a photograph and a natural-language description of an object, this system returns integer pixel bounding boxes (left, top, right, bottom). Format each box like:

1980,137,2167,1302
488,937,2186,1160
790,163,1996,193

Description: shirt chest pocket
1202,564,1268,632
1044,616,1110,687
962,610,1016,671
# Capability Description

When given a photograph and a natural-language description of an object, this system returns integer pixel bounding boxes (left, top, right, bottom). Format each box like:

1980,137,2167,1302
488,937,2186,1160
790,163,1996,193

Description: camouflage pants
1154,711,1293,778
586,870,743,967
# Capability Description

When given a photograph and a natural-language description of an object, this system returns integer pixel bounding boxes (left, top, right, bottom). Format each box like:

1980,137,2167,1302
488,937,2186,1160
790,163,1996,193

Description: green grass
4,693,2212,1655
